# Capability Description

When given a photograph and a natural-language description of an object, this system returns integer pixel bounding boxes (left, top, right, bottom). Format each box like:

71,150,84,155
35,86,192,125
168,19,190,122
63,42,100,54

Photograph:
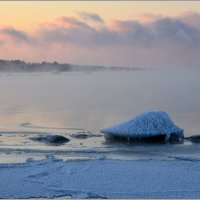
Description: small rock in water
185,135,200,143
30,135,70,145
71,133,103,139
21,122,31,126
71,133,89,139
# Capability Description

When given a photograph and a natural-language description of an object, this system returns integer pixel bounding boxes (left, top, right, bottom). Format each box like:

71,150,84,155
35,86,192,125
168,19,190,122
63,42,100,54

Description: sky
1,1,200,68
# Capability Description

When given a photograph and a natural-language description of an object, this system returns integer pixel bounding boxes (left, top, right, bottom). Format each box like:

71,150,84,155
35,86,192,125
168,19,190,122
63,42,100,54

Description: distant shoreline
0,59,140,73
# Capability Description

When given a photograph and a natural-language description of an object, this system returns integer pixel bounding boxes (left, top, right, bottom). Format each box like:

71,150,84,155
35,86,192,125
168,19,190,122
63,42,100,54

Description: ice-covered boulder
101,111,184,143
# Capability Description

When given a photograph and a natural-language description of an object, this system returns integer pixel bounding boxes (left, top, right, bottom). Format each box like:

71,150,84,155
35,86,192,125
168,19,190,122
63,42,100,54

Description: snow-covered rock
101,111,184,142
30,135,70,145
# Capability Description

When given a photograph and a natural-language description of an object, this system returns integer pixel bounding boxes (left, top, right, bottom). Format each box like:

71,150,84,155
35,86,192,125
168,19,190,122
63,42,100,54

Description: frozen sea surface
1,70,200,198
1,156,200,199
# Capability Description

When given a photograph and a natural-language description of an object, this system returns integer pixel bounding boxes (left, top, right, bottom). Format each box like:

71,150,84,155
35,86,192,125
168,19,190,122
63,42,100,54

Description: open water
0,70,200,163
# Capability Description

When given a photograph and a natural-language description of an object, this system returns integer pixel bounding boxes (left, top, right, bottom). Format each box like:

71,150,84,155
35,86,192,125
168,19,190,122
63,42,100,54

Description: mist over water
0,69,200,163
0,69,200,134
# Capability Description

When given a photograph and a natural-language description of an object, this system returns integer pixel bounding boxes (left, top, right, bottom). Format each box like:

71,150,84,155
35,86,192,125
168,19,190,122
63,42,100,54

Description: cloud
39,26,121,48
113,20,155,47
41,13,200,48
2,12,200,49
132,13,162,22
1,11,200,68
38,15,119,48
178,11,200,30
57,16,92,30
0,27,35,44
152,17,200,46
78,11,104,23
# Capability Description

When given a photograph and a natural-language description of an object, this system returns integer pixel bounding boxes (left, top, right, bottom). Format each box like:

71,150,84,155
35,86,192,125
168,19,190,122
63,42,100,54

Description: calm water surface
0,69,200,163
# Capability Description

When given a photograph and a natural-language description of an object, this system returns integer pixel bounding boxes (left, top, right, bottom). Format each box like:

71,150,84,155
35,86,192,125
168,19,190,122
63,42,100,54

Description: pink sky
0,2,200,68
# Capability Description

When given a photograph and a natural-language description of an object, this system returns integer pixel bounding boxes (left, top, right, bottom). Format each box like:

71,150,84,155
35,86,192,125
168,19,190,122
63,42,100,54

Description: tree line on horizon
0,59,139,73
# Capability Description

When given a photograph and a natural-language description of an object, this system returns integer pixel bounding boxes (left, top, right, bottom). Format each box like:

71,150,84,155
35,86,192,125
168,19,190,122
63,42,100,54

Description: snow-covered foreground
1,156,200,199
